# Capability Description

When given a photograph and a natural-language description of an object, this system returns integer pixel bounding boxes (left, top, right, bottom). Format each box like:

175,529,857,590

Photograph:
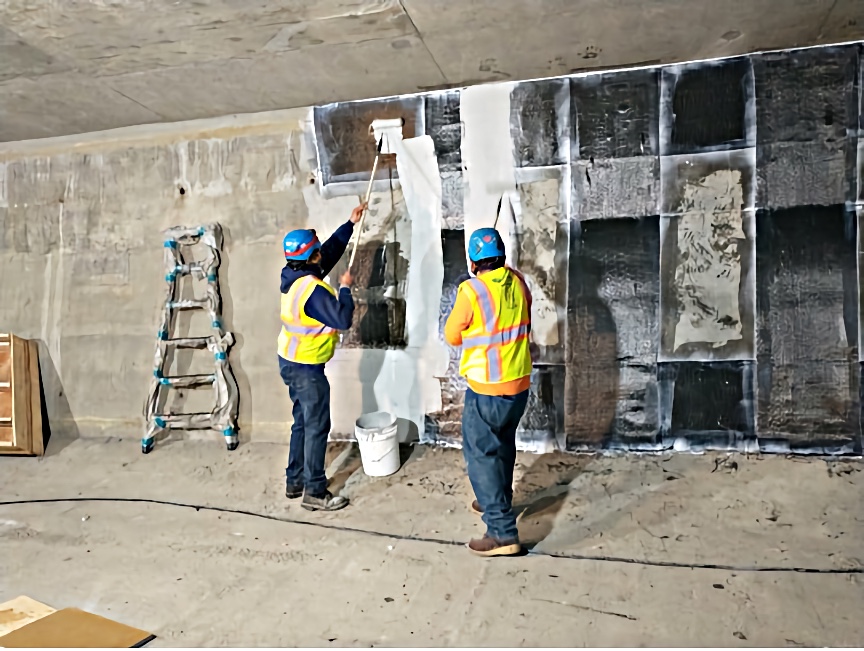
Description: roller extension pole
493,194,505,230
349,137,383,269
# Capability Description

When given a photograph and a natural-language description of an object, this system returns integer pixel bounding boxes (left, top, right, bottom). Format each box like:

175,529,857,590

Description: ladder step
164,336,214,349
168,300,209,310
165,264,218,280
152,413,215,430
175,263,205,275
157,374,216,388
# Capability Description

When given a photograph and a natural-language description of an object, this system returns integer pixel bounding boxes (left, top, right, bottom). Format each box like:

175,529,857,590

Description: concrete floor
1,437,863,647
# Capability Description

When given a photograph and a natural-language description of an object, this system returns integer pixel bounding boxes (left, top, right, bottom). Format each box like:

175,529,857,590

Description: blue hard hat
468,228,505,262
283,229,321,261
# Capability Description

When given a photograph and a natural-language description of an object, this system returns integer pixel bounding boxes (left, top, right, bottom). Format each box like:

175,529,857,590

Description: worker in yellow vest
278,202,365,512
445,227,533,556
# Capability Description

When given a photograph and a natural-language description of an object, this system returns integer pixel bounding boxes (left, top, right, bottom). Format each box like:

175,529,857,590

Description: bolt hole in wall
309,42,863,454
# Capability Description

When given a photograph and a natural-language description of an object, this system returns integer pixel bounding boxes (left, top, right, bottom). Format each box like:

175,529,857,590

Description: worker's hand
340,269,354,288
350,202,368,224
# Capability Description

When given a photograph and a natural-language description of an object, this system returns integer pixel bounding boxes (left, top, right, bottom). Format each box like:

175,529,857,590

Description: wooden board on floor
0,596,56,637
0,608,154,648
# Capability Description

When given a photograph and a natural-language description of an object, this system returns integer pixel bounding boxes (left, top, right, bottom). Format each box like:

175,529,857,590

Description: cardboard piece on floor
0,607,155,648
0,596,56,637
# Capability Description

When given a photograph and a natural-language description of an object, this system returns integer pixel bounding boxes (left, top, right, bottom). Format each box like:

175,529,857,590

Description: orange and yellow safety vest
277,275,340,364
458,266,532,385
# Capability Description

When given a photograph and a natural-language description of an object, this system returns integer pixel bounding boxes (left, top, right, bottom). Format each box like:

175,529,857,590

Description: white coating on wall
460,83,518,268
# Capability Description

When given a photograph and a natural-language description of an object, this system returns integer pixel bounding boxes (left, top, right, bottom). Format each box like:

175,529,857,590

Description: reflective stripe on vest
458,267,532,385
277,275,340,364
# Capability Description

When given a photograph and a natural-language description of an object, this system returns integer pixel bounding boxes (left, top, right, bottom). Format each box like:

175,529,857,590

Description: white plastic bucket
355,411,400,477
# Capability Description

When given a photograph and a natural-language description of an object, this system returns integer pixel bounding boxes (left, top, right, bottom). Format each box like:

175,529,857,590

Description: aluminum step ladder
143,224,239,453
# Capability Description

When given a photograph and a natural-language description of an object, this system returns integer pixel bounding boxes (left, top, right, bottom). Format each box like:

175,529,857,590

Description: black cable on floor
1,497,861,575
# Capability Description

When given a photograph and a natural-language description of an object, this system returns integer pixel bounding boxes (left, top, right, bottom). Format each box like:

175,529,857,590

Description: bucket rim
355,410,397,430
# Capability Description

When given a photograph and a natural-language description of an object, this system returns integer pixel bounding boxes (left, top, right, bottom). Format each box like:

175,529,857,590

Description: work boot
467,534,521,557
470,499,483,516
301,490,349,512
285,483,304,499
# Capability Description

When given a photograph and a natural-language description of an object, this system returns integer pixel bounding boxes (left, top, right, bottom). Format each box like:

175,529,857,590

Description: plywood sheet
0,388,11,420
10,334,32,454
27,340,44,456
0,596,55,637
0,340,10,383
0,608,154,648
0,334,43,455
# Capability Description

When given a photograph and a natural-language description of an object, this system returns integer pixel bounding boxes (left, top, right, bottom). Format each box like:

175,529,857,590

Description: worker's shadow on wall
564,252,619,450
36,340,80,457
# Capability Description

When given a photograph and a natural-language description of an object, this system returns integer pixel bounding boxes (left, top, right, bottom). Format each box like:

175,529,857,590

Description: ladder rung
0,382,10,389
0,417,12,423
166,264,216,279
158,374,216,388
168,300,209,310
164,336,213,349
152,413,215,430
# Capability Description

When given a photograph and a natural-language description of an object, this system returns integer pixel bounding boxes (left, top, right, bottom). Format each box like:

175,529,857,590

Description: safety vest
277,275,340,364
458,266,532,384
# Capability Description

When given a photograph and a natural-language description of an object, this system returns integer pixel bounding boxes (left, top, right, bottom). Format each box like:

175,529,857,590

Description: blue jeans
279,358,331,496
462,387,529,540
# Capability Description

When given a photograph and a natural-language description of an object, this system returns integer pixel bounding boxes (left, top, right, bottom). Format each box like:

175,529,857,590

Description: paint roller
348,117,405,269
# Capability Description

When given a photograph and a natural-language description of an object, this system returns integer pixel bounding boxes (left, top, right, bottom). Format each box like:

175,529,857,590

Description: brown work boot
467,534,521,557
470,500,483,516
301,490,349,512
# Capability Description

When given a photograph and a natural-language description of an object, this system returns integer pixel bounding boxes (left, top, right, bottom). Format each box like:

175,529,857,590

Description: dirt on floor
1,436,863,647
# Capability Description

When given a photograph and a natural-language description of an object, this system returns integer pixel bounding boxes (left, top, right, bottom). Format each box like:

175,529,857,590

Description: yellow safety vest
458,266,532,384
277,275,340,364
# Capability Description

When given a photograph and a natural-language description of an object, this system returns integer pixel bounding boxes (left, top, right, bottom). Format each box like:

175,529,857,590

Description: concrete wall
0,110,364,444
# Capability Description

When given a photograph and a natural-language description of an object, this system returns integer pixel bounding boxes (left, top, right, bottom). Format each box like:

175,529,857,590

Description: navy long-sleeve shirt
279,220,355,374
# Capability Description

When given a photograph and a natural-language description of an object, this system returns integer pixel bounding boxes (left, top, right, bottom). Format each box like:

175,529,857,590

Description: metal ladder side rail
142,224,239,453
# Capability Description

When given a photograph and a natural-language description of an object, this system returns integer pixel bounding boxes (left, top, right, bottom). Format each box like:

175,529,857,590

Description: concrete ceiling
0,0,861,143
